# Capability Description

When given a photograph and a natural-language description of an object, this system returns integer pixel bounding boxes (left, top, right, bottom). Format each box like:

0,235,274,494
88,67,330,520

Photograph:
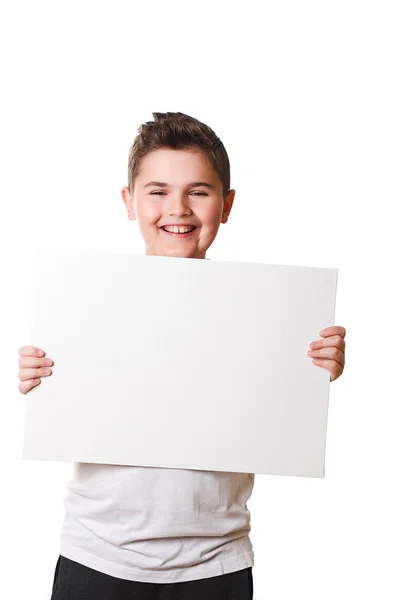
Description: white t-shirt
59,463,255,583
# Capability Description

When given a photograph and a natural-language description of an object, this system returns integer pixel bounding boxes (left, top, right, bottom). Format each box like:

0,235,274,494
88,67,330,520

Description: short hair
127,112,231,197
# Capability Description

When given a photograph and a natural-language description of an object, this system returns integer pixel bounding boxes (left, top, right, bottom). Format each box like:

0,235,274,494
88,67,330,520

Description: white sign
22,249,337,477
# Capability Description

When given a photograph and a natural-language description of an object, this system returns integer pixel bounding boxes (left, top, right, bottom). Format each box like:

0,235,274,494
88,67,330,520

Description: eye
149,191,207,196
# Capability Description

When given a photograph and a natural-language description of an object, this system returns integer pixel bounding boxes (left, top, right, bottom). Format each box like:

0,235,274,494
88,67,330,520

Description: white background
1,1,399,598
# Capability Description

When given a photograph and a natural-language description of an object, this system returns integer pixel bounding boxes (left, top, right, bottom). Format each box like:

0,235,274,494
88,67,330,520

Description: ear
221,189,235,224
121,186,136,221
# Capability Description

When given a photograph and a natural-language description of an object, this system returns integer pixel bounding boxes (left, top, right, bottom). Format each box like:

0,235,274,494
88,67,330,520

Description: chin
167,248,197,258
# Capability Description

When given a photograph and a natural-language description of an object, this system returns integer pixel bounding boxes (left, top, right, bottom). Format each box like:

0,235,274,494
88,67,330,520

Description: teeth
164,226,194,233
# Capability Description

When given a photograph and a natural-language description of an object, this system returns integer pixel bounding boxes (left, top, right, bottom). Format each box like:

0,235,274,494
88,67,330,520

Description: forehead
136,148,220,188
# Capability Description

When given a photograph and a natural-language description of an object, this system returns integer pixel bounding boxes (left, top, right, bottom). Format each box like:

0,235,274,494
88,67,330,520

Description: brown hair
127,112,231,197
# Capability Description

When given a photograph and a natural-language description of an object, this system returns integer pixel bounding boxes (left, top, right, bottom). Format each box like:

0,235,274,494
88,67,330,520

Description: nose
166,192,193,217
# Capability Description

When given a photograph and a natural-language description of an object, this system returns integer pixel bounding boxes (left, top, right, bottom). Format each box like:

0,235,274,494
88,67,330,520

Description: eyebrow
143,181,216,190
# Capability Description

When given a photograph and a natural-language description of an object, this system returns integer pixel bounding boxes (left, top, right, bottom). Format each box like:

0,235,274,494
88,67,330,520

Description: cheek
200,206,223,232
197,201,222,223
136,201,161,224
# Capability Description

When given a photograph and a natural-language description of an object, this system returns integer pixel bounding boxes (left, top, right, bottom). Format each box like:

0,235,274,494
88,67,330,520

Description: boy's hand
307,326,346,382
18,346,53,395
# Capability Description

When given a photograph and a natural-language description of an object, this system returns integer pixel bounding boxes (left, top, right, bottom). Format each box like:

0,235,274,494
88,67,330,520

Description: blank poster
22,249,337,477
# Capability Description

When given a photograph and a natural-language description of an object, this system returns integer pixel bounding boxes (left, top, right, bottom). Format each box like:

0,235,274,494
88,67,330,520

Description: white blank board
22,249,338,477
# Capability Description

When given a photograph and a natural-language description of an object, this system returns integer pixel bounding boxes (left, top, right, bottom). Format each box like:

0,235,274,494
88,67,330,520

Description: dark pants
51,555,253,599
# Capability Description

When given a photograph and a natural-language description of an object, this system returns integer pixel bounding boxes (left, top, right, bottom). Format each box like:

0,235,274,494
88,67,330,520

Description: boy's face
121,148,235,259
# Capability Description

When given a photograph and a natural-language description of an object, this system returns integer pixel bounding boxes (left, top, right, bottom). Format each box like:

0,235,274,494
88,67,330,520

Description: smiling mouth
161,225,197,234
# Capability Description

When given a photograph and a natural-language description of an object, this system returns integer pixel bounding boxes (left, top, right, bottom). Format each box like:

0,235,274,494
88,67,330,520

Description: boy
18,111,346,599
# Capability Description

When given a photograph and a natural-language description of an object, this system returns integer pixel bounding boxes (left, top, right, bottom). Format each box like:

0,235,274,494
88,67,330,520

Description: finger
18,346,46,357
309,335,345,352
319,326,346,338
311,357,343,382
19,367,52,382
19,356,53,369
18,379,41,395
308,347,344,366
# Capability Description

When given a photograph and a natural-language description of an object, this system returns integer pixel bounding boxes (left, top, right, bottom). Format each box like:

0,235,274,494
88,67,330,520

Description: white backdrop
1,1,399,598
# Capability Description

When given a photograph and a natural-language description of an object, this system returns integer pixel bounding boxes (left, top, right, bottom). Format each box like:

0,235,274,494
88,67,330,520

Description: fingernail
37,350,44,356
